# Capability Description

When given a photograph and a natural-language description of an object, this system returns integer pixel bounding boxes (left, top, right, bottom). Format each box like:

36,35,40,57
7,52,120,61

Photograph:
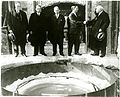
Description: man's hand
99,29,102,32
30,31,32,34
9,30,13,33
26,34,29,43
83,21,87,24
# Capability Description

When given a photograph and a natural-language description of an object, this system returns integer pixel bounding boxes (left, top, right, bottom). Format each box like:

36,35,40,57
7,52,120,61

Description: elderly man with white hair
84,5,110,57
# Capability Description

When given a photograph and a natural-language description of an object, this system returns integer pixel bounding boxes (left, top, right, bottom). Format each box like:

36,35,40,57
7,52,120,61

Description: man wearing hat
84,5,110,57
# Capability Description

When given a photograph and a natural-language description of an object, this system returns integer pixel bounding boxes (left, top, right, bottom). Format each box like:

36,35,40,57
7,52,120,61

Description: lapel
54,14,61,19
97,11,104,20
54,14,61,22
57,14,61,20
15,10,22,21
74,13,77,17
72,13,78,21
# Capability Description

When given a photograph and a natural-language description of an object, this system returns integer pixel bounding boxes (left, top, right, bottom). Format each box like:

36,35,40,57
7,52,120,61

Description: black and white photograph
1,0,120,96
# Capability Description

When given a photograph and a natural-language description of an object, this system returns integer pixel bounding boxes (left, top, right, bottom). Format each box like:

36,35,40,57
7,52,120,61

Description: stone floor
1,41,119,70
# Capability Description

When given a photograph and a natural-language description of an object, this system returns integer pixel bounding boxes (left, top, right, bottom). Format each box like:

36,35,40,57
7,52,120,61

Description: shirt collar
98,10,103,16
55,14,59,18
36,12,41,16
72,12,77,17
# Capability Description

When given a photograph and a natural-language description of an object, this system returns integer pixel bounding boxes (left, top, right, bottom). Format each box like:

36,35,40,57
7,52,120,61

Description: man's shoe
24,54,28,57
22,53,28,57
75,53,82,55
68,54,71,56
60,53,64,56
41,53,47,56
100,55,105,57
53,53,56,56
91,53,99,56
15,53,19,57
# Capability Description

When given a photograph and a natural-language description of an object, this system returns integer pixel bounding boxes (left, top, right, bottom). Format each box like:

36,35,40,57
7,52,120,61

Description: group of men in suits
8,2,110,57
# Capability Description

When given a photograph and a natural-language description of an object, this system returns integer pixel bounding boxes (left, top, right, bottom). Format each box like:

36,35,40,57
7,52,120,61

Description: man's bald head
15,2,21,13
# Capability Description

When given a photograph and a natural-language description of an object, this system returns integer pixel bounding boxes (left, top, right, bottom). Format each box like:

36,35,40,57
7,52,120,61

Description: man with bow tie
48,6,65,56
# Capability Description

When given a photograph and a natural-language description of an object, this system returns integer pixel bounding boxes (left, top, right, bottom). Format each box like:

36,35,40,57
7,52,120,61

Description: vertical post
115,1,119,54
104,89,107,97
85,93,88,97
11,42,14,55
85,0,88,53
106,1,112,54
33,1,37,12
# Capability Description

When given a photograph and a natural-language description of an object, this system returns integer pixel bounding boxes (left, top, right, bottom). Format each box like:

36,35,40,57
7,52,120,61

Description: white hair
96,5,104,12
15,2,21,6
36,4,41,8
54,6,59,11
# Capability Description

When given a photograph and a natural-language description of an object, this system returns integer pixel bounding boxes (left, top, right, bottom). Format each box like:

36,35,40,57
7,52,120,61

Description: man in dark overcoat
48,6,65,56
85,5,110,57
8,2,28,57
29,5,47,56
68,6,83,56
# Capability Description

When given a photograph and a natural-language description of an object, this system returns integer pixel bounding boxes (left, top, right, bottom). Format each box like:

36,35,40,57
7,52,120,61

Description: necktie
16,12,22,21
56,14,59,19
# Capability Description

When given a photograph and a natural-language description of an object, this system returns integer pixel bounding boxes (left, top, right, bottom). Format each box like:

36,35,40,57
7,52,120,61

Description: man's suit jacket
68,12,82,35
48,14,65,43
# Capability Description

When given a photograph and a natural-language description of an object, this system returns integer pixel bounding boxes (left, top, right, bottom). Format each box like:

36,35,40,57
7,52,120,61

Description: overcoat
87,11,110,49
48,14,65,44
8,10,28,45
29,12,47,46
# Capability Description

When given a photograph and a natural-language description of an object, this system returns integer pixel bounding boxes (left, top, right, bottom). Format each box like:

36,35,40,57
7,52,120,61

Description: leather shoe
75,53,82,55
60,53,64,56
41,53,47,56
22,53,28,57
53,53,56,56
100,55,105,57
91,53,99,56
15,53,19,57
33,54,38,56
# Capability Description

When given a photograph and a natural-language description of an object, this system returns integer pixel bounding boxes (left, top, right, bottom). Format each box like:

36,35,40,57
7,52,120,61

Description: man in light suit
48,6,65,56
68,6,83,56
